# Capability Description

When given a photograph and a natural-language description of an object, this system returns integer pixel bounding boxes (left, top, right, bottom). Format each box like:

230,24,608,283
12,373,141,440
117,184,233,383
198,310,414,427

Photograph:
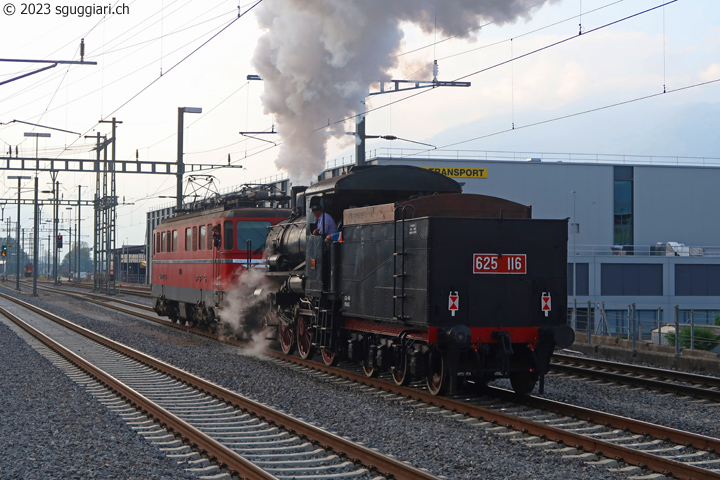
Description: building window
601,263,662,296
678,310,720,325
614,166,633,247
675,265,720,296
567,263,589,296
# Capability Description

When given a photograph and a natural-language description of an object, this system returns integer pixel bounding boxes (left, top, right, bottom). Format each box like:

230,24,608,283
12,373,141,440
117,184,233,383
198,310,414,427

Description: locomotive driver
311,204,338,237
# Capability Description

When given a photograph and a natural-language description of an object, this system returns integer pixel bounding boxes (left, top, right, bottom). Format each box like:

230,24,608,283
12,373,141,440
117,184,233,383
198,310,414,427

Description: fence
117,273,146,285
567,301,720,354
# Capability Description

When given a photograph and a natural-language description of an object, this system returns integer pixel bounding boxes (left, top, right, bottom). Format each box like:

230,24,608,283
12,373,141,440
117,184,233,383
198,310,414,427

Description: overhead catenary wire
310,0,680,135
414,77,720,154
48,0,263,162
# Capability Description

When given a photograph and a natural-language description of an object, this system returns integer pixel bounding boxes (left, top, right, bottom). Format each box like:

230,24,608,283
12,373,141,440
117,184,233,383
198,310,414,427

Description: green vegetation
665,326,720,351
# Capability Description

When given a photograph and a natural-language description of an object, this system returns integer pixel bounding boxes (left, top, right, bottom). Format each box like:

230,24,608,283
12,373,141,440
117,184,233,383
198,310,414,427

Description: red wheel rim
279,322,295,355
321,349,337,366
296,316,314,359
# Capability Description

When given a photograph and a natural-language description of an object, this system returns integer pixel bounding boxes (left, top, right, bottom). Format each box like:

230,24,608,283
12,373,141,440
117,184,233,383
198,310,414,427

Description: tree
59,241,93,278
665,326,720,351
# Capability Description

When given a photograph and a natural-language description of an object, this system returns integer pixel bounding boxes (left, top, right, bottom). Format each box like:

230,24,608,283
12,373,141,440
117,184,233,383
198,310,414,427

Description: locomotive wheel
279,322,295,355
391,353,411,386
426,350,449,395
296,316,315,359
321,349,338,366
509,371,537,395
361,360,378,378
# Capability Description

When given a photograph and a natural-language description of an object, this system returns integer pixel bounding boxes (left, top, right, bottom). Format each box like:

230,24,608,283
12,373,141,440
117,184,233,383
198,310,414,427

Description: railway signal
1,245,6,257
57,234,63,248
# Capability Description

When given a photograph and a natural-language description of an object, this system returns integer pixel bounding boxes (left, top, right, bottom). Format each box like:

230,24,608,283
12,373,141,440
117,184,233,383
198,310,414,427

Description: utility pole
9,175,31,290
98,117,122,294
33,177,39,296
177,107,202,212
52,174,59,284
356,60,470,166
77,185,84,281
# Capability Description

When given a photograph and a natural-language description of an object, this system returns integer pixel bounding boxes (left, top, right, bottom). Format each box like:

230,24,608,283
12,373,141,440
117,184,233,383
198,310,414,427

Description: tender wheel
426,350,449,395
509,371,537,395
296,316,315,360
321,349,338,366
279,322,295,355
361,360,378,377
391,352,411,386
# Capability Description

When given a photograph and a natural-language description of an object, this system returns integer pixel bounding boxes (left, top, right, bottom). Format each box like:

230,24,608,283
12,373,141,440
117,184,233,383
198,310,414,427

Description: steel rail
553,352,720,388
272,356,720,480
549,361,720,402
0,303,279,480
0,292,440,480
19,283,225,342
39,285,156,312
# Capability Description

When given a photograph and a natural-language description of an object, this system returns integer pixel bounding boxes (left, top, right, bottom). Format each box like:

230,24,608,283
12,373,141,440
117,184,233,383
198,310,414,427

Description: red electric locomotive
151,188,291,331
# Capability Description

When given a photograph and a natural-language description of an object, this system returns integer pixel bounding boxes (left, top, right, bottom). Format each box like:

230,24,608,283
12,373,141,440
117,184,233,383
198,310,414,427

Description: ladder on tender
393,205,414,321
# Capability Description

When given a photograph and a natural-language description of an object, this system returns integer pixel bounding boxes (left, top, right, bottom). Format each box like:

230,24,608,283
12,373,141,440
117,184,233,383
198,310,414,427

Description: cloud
699,63,720,82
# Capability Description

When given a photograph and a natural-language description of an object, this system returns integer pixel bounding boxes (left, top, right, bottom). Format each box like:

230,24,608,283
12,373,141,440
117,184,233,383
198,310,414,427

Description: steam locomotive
152,165,574,395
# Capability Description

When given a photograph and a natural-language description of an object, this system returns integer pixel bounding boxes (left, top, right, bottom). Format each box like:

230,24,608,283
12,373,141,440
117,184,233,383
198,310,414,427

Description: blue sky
0,0,718,246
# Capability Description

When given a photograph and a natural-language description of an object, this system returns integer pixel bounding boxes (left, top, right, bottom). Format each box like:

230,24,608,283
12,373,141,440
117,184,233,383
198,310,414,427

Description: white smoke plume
219,267,276,357
252,0,554,184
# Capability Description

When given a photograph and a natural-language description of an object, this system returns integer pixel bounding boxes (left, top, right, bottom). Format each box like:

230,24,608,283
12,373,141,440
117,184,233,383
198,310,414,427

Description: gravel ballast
5,286,718,479
0,315,200,480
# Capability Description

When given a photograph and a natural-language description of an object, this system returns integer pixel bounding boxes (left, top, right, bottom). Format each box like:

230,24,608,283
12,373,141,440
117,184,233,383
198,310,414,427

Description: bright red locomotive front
152,204,290,329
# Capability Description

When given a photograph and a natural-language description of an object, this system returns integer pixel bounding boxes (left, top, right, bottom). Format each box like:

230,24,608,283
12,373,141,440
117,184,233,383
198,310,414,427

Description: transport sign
473,254,526,274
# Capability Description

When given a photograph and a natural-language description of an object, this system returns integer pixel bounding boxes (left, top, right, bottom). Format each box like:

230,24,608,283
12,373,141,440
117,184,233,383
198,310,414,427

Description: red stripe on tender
468,327,540,344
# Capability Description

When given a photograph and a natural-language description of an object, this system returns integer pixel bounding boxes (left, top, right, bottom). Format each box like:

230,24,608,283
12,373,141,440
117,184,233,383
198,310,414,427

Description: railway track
28,279,153,298
269,358,720,480
15,283,720,479
0,291,440,480
550,352,720,401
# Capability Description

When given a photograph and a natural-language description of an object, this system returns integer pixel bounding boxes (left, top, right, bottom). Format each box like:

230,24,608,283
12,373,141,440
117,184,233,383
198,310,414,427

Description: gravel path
6,286,718,479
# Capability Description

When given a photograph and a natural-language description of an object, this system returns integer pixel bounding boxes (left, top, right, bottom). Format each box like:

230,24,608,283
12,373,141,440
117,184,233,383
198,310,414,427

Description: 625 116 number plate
473,254,526,274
